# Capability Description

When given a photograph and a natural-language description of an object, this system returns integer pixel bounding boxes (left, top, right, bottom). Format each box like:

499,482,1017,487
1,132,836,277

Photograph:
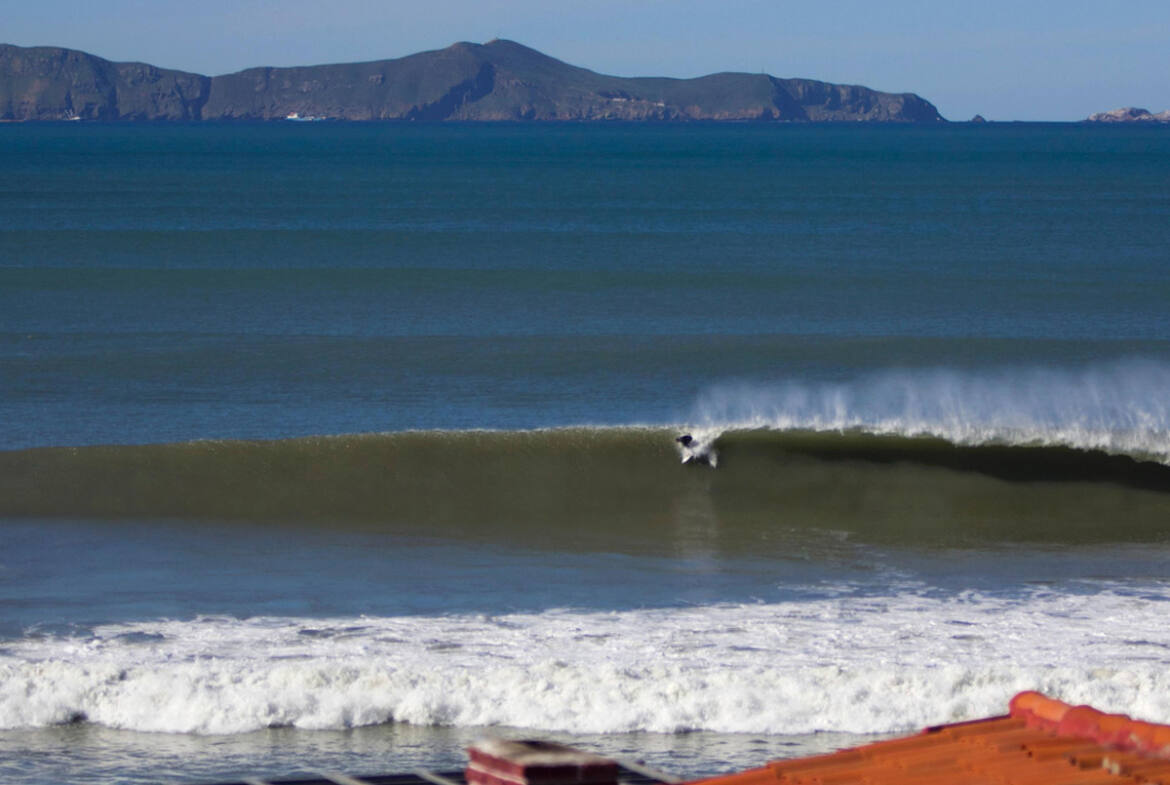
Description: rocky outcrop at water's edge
1085,107,1170,123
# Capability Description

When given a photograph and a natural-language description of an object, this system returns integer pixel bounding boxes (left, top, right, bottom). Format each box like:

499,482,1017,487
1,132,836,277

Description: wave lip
689,361,1170,463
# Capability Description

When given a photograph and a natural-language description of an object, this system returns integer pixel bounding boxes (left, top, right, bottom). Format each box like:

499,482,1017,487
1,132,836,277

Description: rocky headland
1085,107,1170,123
0,39,945,123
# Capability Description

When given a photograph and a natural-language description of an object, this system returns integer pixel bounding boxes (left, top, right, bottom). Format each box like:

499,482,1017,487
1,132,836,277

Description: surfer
676,433,713,466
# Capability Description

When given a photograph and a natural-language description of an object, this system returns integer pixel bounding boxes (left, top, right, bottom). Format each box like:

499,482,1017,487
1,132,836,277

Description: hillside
0,39,944,123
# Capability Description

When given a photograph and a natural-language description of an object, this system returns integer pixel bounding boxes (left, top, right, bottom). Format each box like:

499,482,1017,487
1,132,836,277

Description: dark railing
203,761,680,785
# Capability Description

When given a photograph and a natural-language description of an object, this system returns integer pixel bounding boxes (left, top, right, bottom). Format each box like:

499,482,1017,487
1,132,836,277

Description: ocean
1,122,1170,785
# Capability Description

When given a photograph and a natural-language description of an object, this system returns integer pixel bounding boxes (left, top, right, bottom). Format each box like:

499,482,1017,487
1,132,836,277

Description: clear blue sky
6,0,1168,121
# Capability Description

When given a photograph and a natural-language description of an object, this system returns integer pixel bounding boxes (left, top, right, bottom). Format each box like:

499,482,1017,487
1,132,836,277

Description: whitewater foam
4,585,1170,736
688,360,1170,462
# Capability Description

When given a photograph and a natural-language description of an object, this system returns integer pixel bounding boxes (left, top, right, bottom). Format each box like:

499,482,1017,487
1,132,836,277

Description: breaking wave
4,427,1170,546
4,361,1170,545
4,587,1170,735
687,360,1170,464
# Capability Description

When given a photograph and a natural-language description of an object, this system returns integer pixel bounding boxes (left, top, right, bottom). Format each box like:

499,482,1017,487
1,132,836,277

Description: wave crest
689,360,1170,462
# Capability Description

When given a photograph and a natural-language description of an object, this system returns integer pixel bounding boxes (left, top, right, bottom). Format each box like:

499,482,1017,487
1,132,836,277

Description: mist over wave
689,360,1170,462
4,586,1170,736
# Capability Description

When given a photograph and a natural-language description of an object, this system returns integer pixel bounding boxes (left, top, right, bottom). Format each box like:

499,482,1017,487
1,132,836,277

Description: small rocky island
1085,107,1170,123
0,39,945,123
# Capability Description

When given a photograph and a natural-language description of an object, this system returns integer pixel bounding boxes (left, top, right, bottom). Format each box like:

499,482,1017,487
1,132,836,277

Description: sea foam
4,585,1170,736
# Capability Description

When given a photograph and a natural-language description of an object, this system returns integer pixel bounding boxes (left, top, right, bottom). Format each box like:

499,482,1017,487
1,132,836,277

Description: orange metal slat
866,772,995,785
973,731,1069,752
1111,760,1170,778
962,756,1083,784
770,752,865,774
1027,746,1107,763
1068,756,1106,770
1039,745,1109,758
1008,763,1133,784
690,769,779,785
989,772,1115,785
957,749,1036,771
781,770,868,785
854,735,955,758
701,694,1170,785
782,761,874,784
942,718,1031,739
1041,777,1132,785
777,765,861,781
1022,739,1104,751
1103,754,1153,774
785,771,867,785
929,715,1019,734
875,748,972,772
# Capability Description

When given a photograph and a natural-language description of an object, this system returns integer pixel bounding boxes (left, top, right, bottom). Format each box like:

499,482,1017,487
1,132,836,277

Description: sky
5,0,1168,121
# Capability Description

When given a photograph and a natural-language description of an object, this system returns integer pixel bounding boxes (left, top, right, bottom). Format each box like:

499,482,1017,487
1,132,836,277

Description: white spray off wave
4,586,1170,735
689,360,1170,462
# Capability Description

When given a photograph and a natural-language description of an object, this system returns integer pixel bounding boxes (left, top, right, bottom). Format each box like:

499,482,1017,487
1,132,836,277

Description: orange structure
686,692,1170,785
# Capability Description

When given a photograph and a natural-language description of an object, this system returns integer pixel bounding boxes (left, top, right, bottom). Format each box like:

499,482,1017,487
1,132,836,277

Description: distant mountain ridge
0,39,945,123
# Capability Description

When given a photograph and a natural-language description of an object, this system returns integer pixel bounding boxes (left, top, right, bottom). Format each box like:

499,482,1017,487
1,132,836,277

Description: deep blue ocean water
2,123,1170,785
3,123,1169,448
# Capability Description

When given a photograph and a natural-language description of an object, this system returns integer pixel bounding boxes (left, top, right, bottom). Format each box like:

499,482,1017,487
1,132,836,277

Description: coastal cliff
1085,107,1170,123
1,39,944,123
0,45,208,120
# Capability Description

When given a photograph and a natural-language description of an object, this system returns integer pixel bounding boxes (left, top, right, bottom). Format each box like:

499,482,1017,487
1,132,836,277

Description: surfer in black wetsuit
676,433,711,466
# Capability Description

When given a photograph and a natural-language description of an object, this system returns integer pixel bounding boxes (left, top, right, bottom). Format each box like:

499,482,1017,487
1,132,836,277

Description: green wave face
3,427,1170,552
